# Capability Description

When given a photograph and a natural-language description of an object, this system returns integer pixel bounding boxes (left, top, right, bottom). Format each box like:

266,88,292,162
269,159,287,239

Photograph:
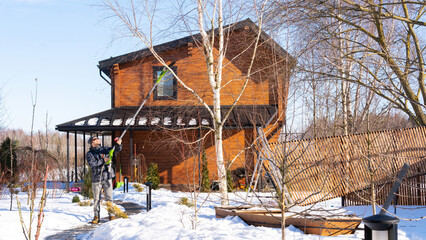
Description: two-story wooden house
56,19,295,189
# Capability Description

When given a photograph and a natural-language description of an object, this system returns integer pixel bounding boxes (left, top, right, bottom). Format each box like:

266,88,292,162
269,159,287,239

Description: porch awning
55,105,277,134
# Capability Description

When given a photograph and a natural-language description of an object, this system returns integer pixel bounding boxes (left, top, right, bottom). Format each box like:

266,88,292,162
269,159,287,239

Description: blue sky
0,0,143,132
0,0,272,133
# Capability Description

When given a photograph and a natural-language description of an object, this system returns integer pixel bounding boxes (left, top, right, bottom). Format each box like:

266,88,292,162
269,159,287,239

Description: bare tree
0,128,84,183
29,78,38,205
269,0,426,127
103,0,272,205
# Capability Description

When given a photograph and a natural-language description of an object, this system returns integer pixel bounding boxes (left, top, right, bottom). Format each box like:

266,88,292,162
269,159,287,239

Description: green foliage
132,183,144,192
226,168,234,192
0,137,19,179
177,197,194,208
200,149,210,192
72,195,80,203
146,163,160,190
81,166,93,199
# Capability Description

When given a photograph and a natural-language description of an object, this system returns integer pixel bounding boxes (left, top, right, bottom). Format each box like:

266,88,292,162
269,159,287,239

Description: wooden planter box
215,206,362,236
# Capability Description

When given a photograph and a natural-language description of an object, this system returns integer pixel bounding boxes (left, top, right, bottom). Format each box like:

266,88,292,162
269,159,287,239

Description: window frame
152,66,178,101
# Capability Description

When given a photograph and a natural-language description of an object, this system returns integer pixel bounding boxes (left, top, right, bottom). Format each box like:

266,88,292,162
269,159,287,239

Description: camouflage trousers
92,178,114,218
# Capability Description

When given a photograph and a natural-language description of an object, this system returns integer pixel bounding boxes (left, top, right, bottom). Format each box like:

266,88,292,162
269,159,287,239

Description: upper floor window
153,66,177,100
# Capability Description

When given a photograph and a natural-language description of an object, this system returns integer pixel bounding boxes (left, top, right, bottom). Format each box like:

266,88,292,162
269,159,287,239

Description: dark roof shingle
98,18,295,77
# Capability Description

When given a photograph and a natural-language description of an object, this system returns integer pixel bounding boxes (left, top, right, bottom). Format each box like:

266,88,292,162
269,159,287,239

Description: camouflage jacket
87,145,122,182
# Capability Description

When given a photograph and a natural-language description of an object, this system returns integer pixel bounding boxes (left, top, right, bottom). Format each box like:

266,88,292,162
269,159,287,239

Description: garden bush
132,183,144,192
177,197,194,207
81,166,93,199
146,163,160,190
72,195,80,203
106,201,128,219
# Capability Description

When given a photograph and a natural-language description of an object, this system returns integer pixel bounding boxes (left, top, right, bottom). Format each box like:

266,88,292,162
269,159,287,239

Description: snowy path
45,201,144,240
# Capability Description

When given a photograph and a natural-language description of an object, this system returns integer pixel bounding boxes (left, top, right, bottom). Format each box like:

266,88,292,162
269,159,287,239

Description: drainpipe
99,68,111,85
98,67,114,108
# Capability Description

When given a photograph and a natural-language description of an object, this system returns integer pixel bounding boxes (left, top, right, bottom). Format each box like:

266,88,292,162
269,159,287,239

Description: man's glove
114,138,122,146
104,157,111,165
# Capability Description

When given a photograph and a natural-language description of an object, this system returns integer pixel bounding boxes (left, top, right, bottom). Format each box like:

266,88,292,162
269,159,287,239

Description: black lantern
363,214,399,240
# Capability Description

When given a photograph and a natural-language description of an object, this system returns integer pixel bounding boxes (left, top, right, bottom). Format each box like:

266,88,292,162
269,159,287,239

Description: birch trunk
215,124,228,205
197,0,228,205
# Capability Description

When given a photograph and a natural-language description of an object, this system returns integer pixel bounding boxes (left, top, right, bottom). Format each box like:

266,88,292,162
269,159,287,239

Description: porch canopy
55,105,277,190
56,105,277,134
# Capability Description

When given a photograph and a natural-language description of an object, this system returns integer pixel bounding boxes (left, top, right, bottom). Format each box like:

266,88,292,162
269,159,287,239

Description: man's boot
109,216,116,221
91,216,100,224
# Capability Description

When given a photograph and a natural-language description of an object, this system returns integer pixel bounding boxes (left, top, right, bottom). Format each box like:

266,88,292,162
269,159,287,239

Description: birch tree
195,0,229,203
104,0,269,205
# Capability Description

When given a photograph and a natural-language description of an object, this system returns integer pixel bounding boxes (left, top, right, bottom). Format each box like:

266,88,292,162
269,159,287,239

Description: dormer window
153,66,177,100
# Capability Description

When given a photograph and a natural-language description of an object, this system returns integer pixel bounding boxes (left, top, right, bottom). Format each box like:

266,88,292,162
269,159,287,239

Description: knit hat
88,136,98,145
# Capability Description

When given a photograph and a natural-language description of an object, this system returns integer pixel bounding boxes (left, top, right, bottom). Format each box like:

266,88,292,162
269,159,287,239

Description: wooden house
56,19,295,189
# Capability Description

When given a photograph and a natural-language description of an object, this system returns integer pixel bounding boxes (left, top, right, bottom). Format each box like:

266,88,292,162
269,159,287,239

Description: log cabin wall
109,29,292,108
107,27,291,186
116,128,255,187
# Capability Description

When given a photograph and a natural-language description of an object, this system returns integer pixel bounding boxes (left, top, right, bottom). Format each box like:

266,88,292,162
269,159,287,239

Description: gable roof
98,18,295,77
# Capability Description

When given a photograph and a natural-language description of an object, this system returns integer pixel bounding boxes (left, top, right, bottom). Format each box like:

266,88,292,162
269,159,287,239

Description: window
153,66,177,100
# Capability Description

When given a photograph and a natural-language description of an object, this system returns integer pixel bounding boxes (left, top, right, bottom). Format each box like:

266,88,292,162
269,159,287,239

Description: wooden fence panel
266,126,426,206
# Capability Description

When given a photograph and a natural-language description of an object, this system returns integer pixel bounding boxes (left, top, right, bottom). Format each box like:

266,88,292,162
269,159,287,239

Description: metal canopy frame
57,104,278,191
55,105,277,134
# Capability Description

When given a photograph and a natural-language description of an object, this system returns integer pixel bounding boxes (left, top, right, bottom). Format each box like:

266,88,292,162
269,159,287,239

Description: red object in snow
70,187,81,192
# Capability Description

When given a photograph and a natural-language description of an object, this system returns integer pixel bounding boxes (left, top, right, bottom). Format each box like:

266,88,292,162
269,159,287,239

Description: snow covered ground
0,184,425,240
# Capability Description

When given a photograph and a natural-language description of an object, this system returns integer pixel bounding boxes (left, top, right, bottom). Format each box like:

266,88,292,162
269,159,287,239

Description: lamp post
145,182,152,211
363,214,399,240
124,177,129,193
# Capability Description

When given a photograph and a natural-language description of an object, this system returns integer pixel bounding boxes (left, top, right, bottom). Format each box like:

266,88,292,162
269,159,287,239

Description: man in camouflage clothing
87,136,122,224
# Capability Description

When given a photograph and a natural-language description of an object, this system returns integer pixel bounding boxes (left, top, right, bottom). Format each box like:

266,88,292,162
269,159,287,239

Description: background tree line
0,129,87,187
264,0,424,139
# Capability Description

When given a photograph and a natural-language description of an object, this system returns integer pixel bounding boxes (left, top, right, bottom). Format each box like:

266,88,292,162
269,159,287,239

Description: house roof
98,18,295,77
55,105,277,134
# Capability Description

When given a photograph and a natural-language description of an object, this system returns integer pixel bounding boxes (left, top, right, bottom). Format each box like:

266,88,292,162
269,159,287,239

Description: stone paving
45,201,145,240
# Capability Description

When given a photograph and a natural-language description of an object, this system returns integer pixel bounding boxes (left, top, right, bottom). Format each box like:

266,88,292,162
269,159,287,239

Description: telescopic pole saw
108,61,176,166
119,61,175,141
98,62,176,218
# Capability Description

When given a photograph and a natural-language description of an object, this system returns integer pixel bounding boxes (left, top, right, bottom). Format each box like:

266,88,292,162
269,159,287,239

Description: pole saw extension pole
97,62,176,218
118,61,176,141
107,61,176,169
